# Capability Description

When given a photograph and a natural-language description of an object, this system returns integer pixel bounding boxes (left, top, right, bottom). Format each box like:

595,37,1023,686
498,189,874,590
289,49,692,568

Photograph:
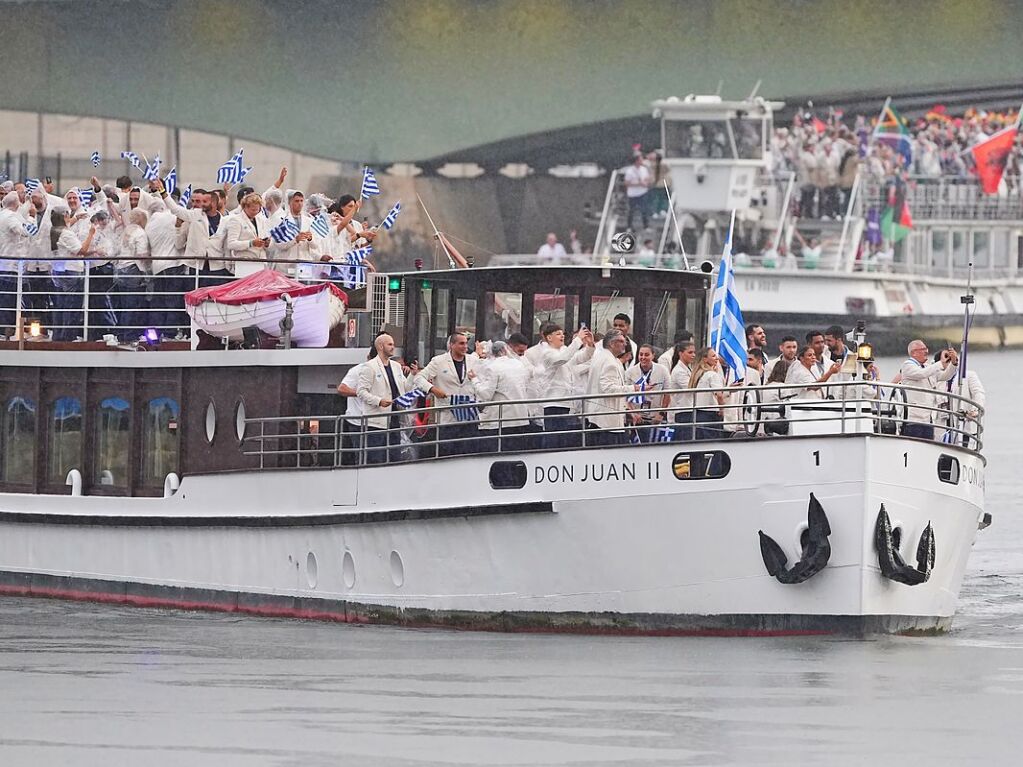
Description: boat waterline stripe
0,501,553,528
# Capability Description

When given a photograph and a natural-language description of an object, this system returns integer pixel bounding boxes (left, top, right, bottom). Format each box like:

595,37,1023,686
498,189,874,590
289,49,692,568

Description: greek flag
361,166,380,198
653,425,675,443
394,388,426,409
179,184,192,208
449,393,480,422
310,212,330,238
24,178,41,193
269,217,300,243
24,221,39,236
380,200,401,230
120,151,141,170
142,153,161,181
627,370,652,405
90,151,100,168
217,148,251,186
709,229,747,381
337,247,371,288
163,166,178,196
76,187,95,207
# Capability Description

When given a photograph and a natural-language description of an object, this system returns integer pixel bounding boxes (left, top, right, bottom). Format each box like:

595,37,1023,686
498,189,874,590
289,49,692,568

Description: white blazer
269,213,321,277
475,355,533,429
226,211,271,271
414,352,480,426
582,347,632,430
356,357,413,429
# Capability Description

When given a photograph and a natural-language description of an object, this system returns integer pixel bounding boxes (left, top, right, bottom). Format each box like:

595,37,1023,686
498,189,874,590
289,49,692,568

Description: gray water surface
1,351,1021,766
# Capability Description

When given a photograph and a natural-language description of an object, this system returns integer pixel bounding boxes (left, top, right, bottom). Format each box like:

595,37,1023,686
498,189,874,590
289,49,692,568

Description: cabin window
484,292,522,341
94,396,131,488
590,295,634,338
952,230,968,269
415,285,432,365
644,293,679,353
972,231,990,269
671,450,731,480
931,230,949,271
48,396,82,483
489,461,527,489
142,397,179,486
937,454,960,485
455,297,477,342
533,293,579,340
433,287,451,355
663,120,732,159
1,396,36,484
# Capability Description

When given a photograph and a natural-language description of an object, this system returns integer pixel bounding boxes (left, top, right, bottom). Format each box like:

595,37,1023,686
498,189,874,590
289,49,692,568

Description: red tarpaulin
184,269,348,307
971,125,1019,195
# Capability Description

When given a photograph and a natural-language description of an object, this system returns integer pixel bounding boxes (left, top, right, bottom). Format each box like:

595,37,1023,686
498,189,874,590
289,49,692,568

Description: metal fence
241,379,984,469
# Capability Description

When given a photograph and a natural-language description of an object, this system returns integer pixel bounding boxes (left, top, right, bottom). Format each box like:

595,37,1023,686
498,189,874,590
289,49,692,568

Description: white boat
184,269,348,347
0,265,989,635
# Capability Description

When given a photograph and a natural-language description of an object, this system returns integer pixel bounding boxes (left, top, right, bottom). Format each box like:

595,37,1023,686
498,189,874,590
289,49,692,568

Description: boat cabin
0,266,712,498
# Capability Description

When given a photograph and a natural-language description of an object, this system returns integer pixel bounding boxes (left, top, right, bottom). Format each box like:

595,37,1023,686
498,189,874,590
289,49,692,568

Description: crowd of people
335,316,985,464
0,168,378,342
772,104,1023,220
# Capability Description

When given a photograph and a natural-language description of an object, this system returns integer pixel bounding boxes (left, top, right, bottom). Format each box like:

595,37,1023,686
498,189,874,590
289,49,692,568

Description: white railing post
82,265,91,341
594,169,620,261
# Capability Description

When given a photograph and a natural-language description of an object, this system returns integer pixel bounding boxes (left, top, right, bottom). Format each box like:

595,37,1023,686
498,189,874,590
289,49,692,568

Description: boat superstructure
0,264,989,635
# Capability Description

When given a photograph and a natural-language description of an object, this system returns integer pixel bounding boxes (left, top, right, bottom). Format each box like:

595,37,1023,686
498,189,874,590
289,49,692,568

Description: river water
0,351,1020,766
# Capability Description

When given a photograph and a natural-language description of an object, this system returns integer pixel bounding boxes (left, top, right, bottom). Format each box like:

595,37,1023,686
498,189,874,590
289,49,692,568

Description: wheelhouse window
142,397,180,485
590,295,634,337
1,396,36,484
533,293,579,340
48,396,82,483
95,396,131,488
483,292,522,341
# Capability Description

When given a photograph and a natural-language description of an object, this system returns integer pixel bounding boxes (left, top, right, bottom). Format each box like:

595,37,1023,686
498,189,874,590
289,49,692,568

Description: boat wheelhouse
0,263,989,636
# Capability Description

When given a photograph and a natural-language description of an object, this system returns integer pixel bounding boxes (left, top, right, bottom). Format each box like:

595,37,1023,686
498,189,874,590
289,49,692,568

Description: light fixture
857,343,874,362
29,321,41,338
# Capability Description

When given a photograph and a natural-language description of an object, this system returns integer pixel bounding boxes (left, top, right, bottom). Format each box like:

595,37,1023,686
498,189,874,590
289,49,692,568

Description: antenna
747,79,762,101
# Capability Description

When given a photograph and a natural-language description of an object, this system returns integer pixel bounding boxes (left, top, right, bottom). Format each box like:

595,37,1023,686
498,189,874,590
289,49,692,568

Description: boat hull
0,435,985,636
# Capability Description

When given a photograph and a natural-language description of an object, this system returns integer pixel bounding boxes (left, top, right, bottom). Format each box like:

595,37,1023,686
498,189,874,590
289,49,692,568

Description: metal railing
2,254,367,344
861,173,1023,221
240,379,984,469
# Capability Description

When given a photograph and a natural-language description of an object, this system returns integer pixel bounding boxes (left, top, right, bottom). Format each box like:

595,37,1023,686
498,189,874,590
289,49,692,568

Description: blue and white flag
336,247,371,288
163,166,178,196
90,151,101,168
449,393,480,422
217,148,251,186
120,151,141,170
178,184,192,208
24,178,41,194
393,388,426,409
76,187,95,207
268,217,300,244
627,370,652,405
709,225,747,381
653,425,675,443
380,200,401,230
361,166,380,199
23,221,39,236
142,153,161,181
310,212,330,238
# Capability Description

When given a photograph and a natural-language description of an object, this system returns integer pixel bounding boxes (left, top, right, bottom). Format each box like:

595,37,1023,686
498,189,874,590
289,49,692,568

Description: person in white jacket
582,330,639,446
356,333,414,464
270,190,321,278
0,192,31,332
535,324,594,448
225,192,271,278
474,341,536,453
899,340,957,440
414,332,481,457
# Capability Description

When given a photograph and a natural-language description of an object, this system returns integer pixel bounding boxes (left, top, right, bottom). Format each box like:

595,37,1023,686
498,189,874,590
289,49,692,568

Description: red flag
971,125,1019,194
811,116,827,134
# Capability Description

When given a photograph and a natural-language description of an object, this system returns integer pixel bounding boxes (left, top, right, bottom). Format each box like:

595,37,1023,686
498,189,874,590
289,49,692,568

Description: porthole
306,551,318,589
938,454,960,485
671,451,731,480
235,399,247,443
204,399,217,444
342,549,356,589
489,461,527,489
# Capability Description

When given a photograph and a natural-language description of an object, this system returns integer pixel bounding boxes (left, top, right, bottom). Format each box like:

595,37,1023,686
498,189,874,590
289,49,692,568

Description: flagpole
712,209,737,357
870,97,892,148
662,179,691,270
417,194,455,269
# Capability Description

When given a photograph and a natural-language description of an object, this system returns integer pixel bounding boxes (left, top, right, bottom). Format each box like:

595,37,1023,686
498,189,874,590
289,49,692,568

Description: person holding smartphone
225,192,271,278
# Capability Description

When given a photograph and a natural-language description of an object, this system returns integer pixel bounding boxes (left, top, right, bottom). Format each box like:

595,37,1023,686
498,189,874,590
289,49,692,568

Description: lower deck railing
241,380,984,469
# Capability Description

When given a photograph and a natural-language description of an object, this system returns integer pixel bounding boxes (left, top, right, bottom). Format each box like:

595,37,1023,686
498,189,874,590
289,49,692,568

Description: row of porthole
302,550,405,590
205,399,247,445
